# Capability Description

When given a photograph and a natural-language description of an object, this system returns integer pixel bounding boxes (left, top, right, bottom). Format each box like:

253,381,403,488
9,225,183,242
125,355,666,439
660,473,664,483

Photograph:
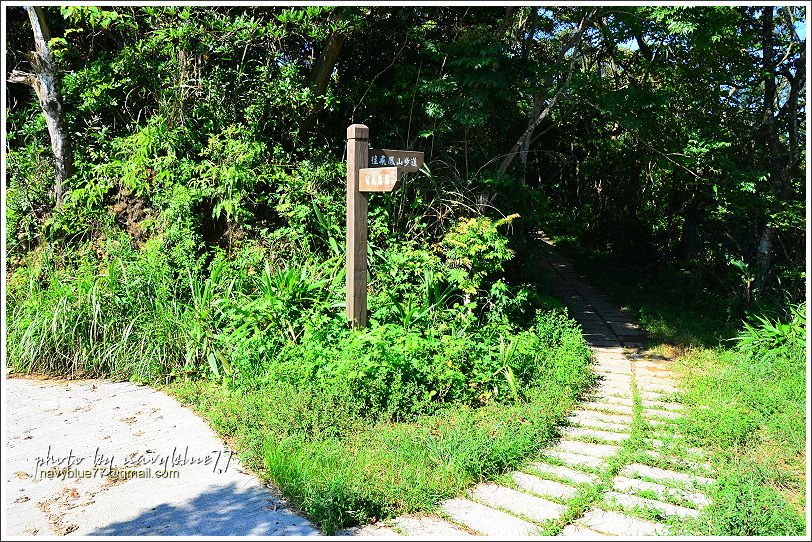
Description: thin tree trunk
755,226,773,294
8,6,73,206
498,9,600,175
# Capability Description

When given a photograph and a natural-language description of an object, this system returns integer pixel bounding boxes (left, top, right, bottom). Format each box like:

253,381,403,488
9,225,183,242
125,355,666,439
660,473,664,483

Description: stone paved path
3,377,319,536
343,235,715,537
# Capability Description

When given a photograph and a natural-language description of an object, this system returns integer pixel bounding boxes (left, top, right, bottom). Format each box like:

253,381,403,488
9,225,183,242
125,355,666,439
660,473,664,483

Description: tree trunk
300,30,346,135
8,6,73,206
755,226,773,294
754,7,784,296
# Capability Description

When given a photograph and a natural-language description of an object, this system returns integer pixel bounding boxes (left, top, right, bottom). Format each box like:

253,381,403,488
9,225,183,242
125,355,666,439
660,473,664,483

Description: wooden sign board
368,149,424,172
359,167,401,192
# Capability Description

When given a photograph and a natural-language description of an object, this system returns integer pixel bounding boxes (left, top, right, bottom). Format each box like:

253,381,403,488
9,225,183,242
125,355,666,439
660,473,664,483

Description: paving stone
592,347,628,356
643,431,707,452
645,438,706,459
637,377,678,389
598,376,634,388
559,524,608,538
470,484,565,524
638,383,679,394
611,476,711,508
588,340,621,347
643,417,668,427
636,373,677,383
595,356,631,365
512,472,579,500
555,440,619,458
594,395,634,407
339,524,402,536
595,384,634,396
440,498,538,537
389,516,473,536
644,408,681,420
621,464,715,486
525,463,599,486
571,410,633,427
569,416,630,433
638,390,676,402
594,372,632,383
577,509,669,536
593,367,632,378
581,402,634,415
599,394,635,405
593,360,631,369
562,426,629,443
642,400,683,411
635,367,674,377
593,354,631,364
604,491,700,517
642,450,713,472
545,450,605,470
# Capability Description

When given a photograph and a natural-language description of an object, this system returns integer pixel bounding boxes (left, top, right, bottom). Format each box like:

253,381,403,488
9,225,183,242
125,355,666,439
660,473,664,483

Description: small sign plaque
359,167,401,192
367,149,424,173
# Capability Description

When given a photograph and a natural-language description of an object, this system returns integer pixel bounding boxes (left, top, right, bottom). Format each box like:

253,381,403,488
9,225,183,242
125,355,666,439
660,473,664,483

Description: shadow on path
537,234,647,348
89,480,319,536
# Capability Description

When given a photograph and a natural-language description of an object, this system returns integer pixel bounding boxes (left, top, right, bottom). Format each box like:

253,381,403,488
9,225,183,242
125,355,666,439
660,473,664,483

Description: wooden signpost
346,125,422,328
359,166,401,192
368,149,424,172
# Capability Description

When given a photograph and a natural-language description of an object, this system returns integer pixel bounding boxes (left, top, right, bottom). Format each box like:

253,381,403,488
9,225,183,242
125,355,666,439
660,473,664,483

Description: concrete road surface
2,377,319,536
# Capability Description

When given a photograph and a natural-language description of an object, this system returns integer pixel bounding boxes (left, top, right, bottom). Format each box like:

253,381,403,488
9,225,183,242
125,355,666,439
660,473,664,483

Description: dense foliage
6,6,806,313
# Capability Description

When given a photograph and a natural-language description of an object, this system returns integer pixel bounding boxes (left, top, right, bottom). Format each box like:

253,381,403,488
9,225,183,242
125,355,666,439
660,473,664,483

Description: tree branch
7,69,38,87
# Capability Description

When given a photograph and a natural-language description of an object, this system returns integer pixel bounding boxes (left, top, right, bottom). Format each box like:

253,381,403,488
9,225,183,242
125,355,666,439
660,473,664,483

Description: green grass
167,366,593,534
672,341,806,535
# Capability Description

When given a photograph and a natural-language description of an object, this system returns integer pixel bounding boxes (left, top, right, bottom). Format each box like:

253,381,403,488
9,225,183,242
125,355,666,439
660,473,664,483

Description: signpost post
346,124,369,328
345,125,423,328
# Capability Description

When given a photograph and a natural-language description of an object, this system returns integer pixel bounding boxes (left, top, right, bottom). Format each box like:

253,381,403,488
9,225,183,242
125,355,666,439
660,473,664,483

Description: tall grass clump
6,243,187,380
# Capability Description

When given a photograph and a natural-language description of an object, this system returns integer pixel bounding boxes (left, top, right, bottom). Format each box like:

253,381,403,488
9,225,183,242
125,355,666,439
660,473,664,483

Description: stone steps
575,509,669,536
525,463,600,486
621,463,716,487
512,472,579,500
610,475,711,508
562,426,629,444
469,484,565,523
390,516,473,536
604,491,700,518
545,449,606,470
440,498,539,536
